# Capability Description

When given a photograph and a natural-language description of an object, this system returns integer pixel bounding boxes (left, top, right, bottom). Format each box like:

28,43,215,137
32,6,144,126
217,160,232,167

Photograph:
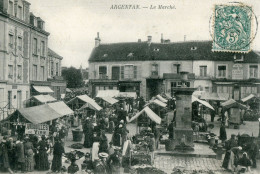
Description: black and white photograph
0,0,260,173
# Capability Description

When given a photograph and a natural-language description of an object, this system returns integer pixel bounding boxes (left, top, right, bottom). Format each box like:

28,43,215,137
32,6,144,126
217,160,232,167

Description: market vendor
82,152,93,171
94,153,109,174
107,147,121,174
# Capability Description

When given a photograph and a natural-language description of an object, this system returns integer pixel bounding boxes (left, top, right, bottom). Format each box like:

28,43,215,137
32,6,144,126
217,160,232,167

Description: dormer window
234,54,244,62
191,46,197,50
153,48,160,52
127,53,134,57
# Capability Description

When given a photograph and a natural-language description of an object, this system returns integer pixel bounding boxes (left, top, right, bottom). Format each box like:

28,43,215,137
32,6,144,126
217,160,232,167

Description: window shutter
121,66,124,79
134,66,137,79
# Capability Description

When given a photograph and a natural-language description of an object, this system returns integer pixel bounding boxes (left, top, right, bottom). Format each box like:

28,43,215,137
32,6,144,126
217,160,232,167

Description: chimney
95,32,101,47
184,35,186,42
147,36,152,44
23,1,31,23
138,39,141,43
161,33,164,43
164,39,171,44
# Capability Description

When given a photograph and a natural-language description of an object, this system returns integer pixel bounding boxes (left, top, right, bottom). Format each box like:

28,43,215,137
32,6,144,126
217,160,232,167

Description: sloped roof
89,41,260,63
47,101,74,116
32,95,57,103
129,106,161,124
48,48,63,59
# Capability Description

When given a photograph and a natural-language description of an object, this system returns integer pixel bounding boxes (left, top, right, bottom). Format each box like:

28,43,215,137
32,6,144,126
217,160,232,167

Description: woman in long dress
24,137,35,172
37,135,49,171
51,139,65,172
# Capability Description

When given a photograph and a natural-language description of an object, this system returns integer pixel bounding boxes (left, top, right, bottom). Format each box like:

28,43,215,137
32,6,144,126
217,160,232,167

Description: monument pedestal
172,87,196,151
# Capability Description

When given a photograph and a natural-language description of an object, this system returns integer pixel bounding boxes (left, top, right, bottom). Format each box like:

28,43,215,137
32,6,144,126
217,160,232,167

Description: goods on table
131,151,152,166
70,143,84,149
130,165,166,174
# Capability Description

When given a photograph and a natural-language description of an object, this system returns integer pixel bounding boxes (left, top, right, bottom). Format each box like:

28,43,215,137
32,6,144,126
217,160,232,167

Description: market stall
221,99,248,128
25,94,57,107
1,101,73,137
241,94,260,121
156,95,168,103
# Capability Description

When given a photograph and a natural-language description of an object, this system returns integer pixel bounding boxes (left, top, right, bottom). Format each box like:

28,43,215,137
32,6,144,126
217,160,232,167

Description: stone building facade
88,34,260,101
0,0,65,119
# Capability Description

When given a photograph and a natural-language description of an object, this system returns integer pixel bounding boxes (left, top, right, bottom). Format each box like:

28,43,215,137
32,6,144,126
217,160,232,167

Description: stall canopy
145,99,167,108
221,99,248,110
156,95,168,103
69,95,102,111
200,92,227,101
66,88,72,93
13,105,61,124
118,92,137,99
32,94,57,103
47,101,74,116
101,97,119,105
192,96,214,110
241,94,258,103
129,106,161,124
96,90,120,98
33,86,54,93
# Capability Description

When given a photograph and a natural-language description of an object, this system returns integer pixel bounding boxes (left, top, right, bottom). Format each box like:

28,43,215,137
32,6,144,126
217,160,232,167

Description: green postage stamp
212,4,252,53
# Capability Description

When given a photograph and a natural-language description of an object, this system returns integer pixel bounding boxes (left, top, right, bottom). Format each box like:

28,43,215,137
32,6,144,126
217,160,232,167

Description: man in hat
107,147,121,174
94,153,109,174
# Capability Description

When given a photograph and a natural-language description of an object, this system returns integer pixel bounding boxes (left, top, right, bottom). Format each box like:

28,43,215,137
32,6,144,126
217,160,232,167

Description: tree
62,67,83,88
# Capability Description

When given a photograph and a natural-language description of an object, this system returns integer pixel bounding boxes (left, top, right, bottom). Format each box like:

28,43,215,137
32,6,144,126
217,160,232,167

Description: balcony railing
99,74,108,79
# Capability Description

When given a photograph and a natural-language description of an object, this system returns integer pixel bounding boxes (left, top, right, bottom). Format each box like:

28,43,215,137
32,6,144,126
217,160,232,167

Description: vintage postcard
0,0,260,174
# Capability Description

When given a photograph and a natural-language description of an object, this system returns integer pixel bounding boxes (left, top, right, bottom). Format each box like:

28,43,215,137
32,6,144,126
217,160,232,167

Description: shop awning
17,105,62,124
47,101,74,116
241,94,256,103
156,95,168,103
96,90,120,98
192,96,214,110
101,97,119,105
118,92,137,99
74,95,102,111
200,92,227,101
32,95,57,103
129,106,161,124
66,88,72,93
145,99,167,108
33,86,54,93
221,99,248,110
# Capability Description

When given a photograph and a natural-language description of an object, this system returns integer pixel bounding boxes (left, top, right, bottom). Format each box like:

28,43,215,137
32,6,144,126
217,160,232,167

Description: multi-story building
47,48,66,100
88,33,260,101
0,0,65,119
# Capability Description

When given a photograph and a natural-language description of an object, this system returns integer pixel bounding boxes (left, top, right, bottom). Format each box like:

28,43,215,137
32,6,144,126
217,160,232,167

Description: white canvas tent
156,95,168,103
145,99,167,108
192,96,214,110
129,106,161,124
96,90,120,98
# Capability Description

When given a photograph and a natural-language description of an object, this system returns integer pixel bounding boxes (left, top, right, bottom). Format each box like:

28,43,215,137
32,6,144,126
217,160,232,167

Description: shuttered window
121,66,124,80
134,66,137,78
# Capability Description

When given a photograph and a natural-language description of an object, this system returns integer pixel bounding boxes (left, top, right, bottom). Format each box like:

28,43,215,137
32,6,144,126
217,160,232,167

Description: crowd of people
221,134,259,173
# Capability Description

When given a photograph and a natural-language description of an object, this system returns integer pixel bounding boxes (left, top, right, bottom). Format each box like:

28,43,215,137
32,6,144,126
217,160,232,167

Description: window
112,66,120,80
9,1,13,15
173,64,181,74
17,65,22,80
199,66,207,77
56,63,59,76
18,37,22,51
41,41,45,56
17,91,22,109
33,38,37,54
9,34,13,48
33,65,37,80
51,62,54,76
124,65,134,79
151,64,159,76
18,6,22,19
8,91,12,109
249,65,258,78
40,66,44,81
99,66,107,79
8,65,13,79
217,65,227,78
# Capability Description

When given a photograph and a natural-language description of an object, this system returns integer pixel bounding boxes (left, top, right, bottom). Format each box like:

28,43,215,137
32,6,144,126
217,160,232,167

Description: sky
28,0,260,68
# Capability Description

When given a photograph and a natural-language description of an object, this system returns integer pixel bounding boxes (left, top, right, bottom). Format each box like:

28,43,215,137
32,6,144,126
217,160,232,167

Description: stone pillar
173,88,196,148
